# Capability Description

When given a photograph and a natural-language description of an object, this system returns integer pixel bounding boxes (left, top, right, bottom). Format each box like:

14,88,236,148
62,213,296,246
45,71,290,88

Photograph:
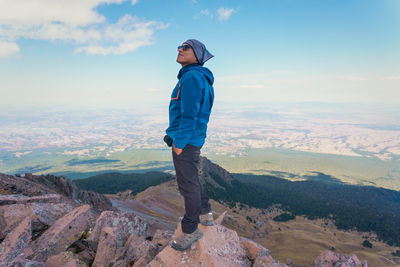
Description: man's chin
177,60,185,66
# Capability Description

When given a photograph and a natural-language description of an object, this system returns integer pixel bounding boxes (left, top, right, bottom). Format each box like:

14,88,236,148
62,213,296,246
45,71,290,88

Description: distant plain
1,103,399,190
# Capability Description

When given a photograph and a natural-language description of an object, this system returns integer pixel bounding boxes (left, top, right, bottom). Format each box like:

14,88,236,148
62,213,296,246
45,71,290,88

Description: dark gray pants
172,144,211,234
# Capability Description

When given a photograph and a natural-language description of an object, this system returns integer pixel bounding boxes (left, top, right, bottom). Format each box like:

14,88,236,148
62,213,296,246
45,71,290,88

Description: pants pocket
173,144,200,161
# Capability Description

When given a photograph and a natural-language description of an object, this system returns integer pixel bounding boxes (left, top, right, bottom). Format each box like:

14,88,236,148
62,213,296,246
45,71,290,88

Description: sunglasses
177,45,191,51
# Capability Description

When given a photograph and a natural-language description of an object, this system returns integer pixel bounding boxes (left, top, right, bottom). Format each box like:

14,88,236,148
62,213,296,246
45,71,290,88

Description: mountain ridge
0,165,371,266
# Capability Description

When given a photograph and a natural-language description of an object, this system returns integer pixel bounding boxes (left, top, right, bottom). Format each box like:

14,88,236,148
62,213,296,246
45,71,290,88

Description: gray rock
88,211,148,246
0,217,32,263
0,194,62,206
31,205,95,262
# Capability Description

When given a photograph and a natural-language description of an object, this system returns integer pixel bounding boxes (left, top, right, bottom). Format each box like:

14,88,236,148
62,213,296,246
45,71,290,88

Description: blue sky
0,0,399,109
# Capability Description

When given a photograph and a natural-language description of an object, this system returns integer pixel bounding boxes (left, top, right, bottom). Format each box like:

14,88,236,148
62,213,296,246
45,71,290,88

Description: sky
0,0,399,110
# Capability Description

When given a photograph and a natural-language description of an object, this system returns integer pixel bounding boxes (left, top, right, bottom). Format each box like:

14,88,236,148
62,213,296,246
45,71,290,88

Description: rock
28,174,115,213
76,249,96,267
315,250,364,267
240,236,270,261
92,227,120,267
92,233,161,267
87,210,148,246
0,194,62,206
0,173,57,196
46,251,88,267
0,173,114,213
31,204,95,262
253,255,288,267
2,256,47,267
0,204,35,240
0,217,32,263
361,260,369,267
76,190,116,213
89,211,151,267
124,234,159,266
111,260,128,267
152,229,173,248
315,250,340,267
29,202,76,226
215,211,226,224
66,239,97,266
0,202,74,242
147,212,252,267
346,254,362,267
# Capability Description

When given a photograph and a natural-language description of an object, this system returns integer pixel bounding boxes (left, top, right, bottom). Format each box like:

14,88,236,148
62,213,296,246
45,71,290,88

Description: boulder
0,194,62,206
0,217,32,263
0,173,58,196
29,202,76,226
315,250,363,267
147,212,252,267
0,204,35,240
1,257,47,267
46,251,88,267
240,236,271,261
152,229,173,248
123,234,159,266
0,173,114,212
92,227,120,267
87,211,148,246
0,202,75,241
66,239,97,266
253,255,289,267
31,204,95,262
27,174,115,212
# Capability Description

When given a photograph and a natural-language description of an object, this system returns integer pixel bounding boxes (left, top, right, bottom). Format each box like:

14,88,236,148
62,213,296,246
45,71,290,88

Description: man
164,39,215,251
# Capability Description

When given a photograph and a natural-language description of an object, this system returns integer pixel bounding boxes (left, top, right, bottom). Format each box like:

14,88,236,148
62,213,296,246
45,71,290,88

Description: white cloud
382,75,400,80
195,7,237,21
217,7,236,21
0,0,124,26
146,87,159,92
75,15,166,55
197,9,214,19
0,40,19,57
0,0,167,57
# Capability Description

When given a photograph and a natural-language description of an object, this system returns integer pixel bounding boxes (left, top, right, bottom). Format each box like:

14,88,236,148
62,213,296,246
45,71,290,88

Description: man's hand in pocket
172,144,183,155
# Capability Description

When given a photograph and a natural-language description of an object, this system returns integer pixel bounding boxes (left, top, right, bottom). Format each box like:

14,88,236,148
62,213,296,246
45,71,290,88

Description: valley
106,179,400,266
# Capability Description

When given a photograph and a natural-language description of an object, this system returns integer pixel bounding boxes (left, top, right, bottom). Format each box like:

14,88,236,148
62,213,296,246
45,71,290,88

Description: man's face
176,43,198,66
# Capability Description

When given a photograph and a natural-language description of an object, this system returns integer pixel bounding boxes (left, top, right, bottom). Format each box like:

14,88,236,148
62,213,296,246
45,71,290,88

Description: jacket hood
177,63,214,86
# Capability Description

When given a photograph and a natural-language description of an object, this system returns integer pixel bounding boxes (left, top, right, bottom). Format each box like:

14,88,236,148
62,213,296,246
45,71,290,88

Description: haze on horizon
0,0,399,109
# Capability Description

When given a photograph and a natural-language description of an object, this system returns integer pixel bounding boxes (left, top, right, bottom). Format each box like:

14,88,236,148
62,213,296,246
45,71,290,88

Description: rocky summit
0,172,368,266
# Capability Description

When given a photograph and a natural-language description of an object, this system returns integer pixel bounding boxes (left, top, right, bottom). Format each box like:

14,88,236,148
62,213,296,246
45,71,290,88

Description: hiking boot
200,212,214,226
171,227,203,251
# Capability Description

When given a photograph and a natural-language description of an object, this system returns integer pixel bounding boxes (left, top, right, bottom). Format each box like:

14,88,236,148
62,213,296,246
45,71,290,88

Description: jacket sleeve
173,72,203,149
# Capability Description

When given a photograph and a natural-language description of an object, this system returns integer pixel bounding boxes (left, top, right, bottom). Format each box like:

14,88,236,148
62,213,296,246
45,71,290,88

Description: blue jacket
166,63,214,149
